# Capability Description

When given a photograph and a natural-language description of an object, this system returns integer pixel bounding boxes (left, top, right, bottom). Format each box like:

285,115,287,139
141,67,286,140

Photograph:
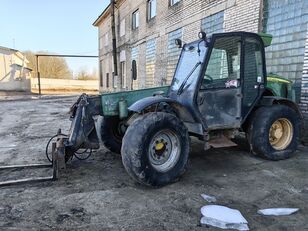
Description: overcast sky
0,0,109,73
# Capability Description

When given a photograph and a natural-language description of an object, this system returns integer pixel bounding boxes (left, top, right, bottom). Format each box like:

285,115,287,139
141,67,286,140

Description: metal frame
34,54,98,95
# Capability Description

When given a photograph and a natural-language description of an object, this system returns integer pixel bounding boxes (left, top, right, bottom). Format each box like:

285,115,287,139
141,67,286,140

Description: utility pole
111,0,118,88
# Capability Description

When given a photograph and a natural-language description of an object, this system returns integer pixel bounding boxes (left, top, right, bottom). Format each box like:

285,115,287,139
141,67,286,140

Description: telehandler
52,31,302,186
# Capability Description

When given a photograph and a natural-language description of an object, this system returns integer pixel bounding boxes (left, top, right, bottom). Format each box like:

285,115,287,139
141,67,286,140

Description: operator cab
168,32,266,130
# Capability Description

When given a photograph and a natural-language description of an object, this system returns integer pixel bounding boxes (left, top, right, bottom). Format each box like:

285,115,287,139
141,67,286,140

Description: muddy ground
0,95,307,230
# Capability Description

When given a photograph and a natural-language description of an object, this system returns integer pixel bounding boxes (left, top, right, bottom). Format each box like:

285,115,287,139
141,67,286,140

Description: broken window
170,0,181,6
147,0,156,20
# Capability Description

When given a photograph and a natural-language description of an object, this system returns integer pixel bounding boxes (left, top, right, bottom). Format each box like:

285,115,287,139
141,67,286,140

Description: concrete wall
0,78,31,91
31,78,99,92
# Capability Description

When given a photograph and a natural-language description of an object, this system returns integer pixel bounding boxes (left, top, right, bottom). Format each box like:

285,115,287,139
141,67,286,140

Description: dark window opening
106,73,109,88
99,61,103,87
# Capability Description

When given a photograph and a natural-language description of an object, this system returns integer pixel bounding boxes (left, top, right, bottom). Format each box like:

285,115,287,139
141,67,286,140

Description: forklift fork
0,138,66,187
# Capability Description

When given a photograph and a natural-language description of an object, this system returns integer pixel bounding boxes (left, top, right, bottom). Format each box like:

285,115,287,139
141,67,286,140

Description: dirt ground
0,95,307,230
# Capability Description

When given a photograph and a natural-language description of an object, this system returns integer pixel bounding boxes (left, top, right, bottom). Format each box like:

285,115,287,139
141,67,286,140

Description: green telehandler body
50,31,302,186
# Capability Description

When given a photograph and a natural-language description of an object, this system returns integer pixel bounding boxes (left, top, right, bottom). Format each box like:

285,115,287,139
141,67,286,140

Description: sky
0,0,109,75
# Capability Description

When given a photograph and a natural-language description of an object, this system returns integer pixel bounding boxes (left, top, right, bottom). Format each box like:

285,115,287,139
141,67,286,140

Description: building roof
0,46,18,55
93,3,111,27
0,46,29,65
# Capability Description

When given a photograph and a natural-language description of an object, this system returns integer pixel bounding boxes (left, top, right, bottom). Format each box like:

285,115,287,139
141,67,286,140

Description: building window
112,72,117,88
120,61,126,89
147,0,156,20
170,0,180,6
106,73,109,88
100,60,103,87
264,0,308,83
166,28,182,84
201,11,224,35
131,47,139,89
120,50,126,89
146,39,156,87
120,19,125,37
132,9,139,29
105,33,109,46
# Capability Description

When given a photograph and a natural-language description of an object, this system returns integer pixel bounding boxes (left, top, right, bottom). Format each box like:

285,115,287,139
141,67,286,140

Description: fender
259,96,303,118
128,96,196,123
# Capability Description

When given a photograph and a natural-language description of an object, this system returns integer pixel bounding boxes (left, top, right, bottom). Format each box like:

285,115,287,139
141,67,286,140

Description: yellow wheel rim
155,142,165,151
269,118,293,150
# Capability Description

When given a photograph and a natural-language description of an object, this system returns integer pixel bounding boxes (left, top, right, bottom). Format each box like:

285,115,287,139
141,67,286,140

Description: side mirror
132,60,137,80
175,39,182,48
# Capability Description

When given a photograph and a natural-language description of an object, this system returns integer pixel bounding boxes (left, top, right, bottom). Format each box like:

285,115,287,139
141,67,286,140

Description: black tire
248,105,300,160
101,117,124,153
121,112,190,186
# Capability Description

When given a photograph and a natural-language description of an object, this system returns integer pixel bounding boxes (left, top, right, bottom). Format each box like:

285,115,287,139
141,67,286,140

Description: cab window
201,36,241,89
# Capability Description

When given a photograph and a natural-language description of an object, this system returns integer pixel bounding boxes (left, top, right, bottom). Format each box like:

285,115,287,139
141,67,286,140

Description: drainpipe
111,0,118,89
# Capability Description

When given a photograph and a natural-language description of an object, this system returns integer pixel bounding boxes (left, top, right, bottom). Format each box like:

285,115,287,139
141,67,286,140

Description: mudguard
128,96,196,123
259,96,303,118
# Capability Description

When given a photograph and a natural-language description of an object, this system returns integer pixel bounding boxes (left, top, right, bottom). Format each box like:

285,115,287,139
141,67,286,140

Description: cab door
197,35,242,130
241,37,265,119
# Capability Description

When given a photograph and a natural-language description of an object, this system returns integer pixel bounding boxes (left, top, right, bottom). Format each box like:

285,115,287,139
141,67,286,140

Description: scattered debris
200,194,217,203
258,208,299,216
200,205,249,230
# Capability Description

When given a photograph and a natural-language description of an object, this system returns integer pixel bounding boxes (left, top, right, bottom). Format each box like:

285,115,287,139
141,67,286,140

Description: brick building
93,0,308,132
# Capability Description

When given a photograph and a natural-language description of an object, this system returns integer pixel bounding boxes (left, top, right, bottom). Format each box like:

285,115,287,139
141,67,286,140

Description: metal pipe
0,164,51,170
0,177,54,187
111,0,118,79
36,54,98,58
35,55,41,95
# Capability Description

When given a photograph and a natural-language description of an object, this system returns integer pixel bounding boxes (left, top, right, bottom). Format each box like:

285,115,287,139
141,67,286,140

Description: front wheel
121,112,190,186
101,117,125,153
248,105,301,160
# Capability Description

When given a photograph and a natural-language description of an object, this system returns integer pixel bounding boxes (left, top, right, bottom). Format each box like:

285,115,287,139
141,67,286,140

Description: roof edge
93,3,111,27
0,46,18,53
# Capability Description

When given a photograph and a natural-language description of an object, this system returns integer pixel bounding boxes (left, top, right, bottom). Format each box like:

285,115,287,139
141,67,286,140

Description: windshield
170,41,207,92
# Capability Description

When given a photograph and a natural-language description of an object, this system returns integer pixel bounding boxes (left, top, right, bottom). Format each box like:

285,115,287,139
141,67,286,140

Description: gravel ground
0,96,307,230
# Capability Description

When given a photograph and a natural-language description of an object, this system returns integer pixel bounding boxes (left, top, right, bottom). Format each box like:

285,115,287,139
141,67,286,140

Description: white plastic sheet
200,194,217,203
200,205,249,230
258,208,299,216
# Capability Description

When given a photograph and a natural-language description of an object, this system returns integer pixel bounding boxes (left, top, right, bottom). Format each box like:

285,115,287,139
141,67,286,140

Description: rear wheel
121,112,190,186
101,117,125,153
248,105,300,160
